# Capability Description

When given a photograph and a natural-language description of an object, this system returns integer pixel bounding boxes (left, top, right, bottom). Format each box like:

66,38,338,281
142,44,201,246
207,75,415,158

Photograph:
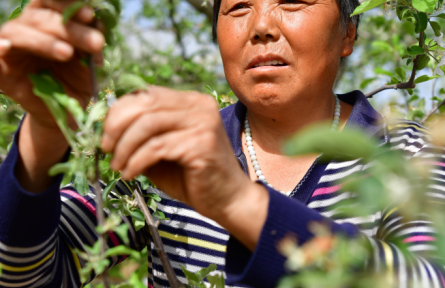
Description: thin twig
366,32,425,98
89,54,110,288
420,97,445,124
132,183,185,288
168,0,187,60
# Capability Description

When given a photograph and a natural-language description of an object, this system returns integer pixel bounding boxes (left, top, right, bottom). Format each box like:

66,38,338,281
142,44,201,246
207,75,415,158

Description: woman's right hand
0,0,105,193
0,0,104,129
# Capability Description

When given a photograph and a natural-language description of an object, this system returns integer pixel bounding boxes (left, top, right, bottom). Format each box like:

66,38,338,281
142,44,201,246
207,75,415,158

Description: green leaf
29,73,76,146
86,101,107,128
63,1,85,24
0,96,9,111
135,175,153,190
207,274,225,288
112,224,130,245
430,21,442,37
435,13,445,20
360,78,377,89
130,209,145,222
350,0,386,16
49,162,73,176
412,0,436,13
74,172,89,196
416,54,431,71
196,264,217,280
180,265,202,284
283,124,378,162
145,193,162,202
92,259,110,275
9,7,22,21
394,68,406,81
374,68,392,77
105,245,140,260
153,210,169,221
414,12,428,33
147,198,157,212
106,0,122,14
103,179,119,201
115,74,148,97
21,0,30,10
52,93,85,127
414,75,439,84
407,45,425,56
408,95,419,103
133,219,145,231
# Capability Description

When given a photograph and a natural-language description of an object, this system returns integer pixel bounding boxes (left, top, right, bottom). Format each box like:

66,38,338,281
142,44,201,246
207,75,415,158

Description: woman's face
217,0,356,115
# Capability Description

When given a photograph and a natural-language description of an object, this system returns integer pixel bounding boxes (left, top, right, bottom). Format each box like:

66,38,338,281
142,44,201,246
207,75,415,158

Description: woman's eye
232,3,247,10
283,0,300,3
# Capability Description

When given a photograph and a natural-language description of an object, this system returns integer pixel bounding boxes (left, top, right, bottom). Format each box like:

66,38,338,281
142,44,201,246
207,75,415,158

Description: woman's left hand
102,86,268,241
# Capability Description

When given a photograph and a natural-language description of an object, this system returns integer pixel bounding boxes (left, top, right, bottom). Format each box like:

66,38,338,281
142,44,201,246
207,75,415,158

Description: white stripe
0,230,57,254
395,226,436,237
390,134,426,146
408,244,437,253
308,192,354,209
319,165,363,183
392,243,408,288
420,257,440,288
155,202,224,229
325,159,361,170
163,244,225,265
164,220,229,241
0,239,55,264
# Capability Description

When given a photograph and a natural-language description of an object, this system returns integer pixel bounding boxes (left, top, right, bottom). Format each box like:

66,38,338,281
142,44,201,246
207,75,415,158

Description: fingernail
53,41,73,60
90,31,105,51
0,39,11,55
79,7,95,22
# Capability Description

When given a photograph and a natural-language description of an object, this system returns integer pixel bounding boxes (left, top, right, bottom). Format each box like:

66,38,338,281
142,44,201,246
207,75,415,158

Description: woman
0,0,442,287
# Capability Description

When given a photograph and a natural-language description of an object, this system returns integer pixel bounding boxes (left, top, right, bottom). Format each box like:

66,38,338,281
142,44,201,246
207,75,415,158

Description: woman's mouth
252,60,288,68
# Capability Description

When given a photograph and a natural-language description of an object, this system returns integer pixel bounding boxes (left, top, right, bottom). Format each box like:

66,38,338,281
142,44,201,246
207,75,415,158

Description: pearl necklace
245,95,341,196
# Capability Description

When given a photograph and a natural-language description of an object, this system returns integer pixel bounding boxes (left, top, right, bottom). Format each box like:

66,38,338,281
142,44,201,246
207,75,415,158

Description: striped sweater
0,90,443,287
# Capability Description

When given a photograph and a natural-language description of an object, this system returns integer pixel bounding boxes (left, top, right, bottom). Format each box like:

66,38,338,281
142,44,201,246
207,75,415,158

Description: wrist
217,180,269,251
16,114,70,193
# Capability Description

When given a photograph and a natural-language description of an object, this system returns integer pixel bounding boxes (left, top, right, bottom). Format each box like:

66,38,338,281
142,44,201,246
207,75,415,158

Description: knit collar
220,90,389,159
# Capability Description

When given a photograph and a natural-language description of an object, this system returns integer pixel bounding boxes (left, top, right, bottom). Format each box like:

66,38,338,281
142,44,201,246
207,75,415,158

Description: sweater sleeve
225,182,445,288
0,127,150,287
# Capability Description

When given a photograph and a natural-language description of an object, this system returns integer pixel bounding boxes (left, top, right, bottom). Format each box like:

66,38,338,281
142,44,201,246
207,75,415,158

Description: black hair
211,0,361,42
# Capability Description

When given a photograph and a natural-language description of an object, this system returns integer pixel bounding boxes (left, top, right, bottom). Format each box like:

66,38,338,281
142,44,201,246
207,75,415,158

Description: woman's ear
341,23,357,58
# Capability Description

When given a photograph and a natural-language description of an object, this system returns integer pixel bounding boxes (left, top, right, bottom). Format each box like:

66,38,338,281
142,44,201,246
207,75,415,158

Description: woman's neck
245,93,342,154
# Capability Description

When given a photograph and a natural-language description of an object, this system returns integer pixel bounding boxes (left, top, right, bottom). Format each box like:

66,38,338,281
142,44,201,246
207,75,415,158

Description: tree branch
168,0,187,60
90,55,110,288
366,32,424,98
420,97,445,124
133,184,185,288
184,0,213,22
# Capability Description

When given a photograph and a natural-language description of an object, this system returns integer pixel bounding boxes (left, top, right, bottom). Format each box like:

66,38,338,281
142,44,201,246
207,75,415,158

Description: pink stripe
312,185,342,197
439,272,445,288
422,161,445,168
61,190,96,214
148,284,155,288
403,236,436,243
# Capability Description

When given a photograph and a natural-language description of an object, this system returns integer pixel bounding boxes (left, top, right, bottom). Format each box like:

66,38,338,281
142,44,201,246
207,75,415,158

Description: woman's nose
250,10,280,43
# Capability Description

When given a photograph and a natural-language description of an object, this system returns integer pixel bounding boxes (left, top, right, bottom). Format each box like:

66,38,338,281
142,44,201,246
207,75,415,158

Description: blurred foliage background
1,0,445,286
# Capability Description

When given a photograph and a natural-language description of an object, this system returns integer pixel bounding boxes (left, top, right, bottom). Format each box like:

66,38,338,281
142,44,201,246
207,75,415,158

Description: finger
110,111,188,171
0,39,12,57
93,52,103,66
19,9,104,54
121,130,196,180
103,89,200,152
29,0,95,24
0,22,73,61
